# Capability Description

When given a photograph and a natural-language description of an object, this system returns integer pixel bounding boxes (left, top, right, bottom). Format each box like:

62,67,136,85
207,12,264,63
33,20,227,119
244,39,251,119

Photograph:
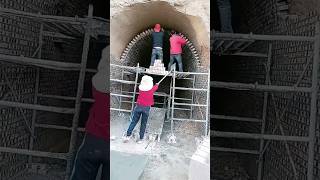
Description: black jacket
152,31,164,47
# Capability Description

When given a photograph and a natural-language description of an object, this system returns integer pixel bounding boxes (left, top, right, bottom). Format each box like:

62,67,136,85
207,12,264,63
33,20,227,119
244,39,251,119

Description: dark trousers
70,133,109,180
168,54,183,72
150,48,163,66
217,0,233,33
126,105,151,140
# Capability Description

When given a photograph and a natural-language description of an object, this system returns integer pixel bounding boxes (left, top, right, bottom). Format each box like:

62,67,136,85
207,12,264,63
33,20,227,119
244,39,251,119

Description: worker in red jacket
168,31,187,72
71,47,109,180
123,75,159,144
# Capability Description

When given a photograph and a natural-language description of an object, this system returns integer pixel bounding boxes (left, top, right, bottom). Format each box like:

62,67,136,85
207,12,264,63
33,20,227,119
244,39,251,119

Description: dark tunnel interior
123,29,198,72
121,28,199,108
211,0,263,179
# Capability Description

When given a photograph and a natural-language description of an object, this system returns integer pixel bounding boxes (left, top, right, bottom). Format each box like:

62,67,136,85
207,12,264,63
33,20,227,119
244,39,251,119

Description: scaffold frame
0,5,108,180
211,21,320,180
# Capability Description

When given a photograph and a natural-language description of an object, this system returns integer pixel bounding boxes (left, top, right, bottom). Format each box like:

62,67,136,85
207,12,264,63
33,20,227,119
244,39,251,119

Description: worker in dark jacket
168,31,186,72
71,47,109,180
150,24,164,66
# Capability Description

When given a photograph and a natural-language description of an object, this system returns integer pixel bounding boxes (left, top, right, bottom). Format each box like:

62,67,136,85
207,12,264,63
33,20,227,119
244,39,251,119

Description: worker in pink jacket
168,31,187,72
123,75,159,144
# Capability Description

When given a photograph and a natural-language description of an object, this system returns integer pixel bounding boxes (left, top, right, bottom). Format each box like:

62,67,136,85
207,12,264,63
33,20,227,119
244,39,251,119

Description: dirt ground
110,111,201,180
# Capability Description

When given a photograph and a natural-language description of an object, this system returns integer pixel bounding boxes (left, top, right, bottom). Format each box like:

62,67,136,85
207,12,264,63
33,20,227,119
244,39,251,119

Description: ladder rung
172,118,206,122
38,94,94,103
0,147,67,160
172,97,192,101
110,108,131,112
219,52,268,58
174,87,207,91
211,147,259,155
173,107,191,111
110,79,136,84
213,32,315,42
174,102,207,107
35,123,71,130
211,81,312,92
211,114,262,123
0,100,74,114
175,71,209,75
35,124,85,132
212,131,309,142
111,93,133,98
178,77,194,80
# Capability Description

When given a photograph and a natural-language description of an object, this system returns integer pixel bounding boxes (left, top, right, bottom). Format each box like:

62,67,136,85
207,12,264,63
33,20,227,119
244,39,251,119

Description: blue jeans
71,133,109,180
151,48,163,66
217,0,233,33
126,105,150,140
168,54,183,72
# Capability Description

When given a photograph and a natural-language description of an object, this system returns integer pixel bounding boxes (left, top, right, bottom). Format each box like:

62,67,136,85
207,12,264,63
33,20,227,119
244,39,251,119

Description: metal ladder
110,63,140,114
169,64,210,138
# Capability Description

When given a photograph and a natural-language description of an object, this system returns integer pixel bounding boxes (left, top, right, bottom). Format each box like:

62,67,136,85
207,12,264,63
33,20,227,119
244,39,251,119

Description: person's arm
152,84,159,92
180,36,187,45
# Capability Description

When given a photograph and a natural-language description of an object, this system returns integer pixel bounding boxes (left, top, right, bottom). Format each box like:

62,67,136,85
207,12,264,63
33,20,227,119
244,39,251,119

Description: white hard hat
139,75,153,91
92,46,109,93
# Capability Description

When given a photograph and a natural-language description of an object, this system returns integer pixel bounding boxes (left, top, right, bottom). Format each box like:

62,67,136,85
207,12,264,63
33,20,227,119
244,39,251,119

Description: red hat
154,24,161,32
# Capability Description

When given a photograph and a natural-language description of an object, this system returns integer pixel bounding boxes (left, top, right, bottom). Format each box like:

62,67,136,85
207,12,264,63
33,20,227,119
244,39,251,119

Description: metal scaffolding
0,5,108,180
169,65,210,135
110,63,210,136
211,22,320,180
110,63,169,114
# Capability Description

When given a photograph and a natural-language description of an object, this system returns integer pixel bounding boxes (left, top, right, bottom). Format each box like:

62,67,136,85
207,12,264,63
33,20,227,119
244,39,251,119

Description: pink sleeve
180,37,186,45
152,84,159,92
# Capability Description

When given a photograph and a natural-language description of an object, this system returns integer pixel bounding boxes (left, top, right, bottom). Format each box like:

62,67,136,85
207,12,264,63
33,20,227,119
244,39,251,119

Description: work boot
137,139,144,144
123,136,130,143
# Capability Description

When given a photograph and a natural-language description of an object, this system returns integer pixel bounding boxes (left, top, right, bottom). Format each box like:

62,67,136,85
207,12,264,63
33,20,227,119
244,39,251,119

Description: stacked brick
146,59,168,75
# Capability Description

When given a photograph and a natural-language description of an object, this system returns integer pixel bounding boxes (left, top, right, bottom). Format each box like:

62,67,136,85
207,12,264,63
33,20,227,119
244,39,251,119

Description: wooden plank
211,114,262,122
0,54,81,70
172,118,206,122
214,32,315,42
0,100,75,114
65,5,93,179
38,94,94,103
35,123,71,131
0,7,86,25
211,147,259,155
220,52,268,58
0,147,67,160
174,102,207,107
212,131,309,142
